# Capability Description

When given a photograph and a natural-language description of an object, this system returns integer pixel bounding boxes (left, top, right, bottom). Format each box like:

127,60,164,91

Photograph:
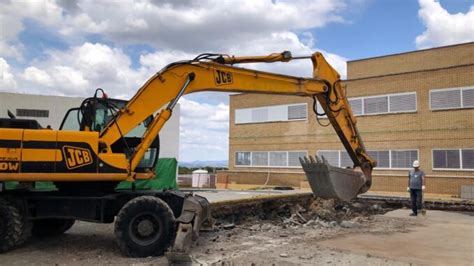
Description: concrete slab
319,209,474,265
183,189,309,203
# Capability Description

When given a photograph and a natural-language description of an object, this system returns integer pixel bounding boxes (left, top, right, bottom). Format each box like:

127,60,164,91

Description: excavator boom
100,51,376,201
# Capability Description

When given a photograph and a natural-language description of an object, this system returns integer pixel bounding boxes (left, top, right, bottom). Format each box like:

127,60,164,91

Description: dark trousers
410,189,422,214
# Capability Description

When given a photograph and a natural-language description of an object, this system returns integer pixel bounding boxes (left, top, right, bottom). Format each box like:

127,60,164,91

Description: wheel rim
129,212,163,246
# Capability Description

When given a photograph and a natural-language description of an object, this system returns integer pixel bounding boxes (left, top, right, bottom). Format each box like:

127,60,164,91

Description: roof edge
347,42,474,63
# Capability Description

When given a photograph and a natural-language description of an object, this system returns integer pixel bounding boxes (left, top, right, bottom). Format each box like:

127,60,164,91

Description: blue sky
0,0,473,162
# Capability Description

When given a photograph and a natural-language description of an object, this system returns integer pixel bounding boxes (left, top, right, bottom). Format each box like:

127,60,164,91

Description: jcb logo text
0,161,19,172
214,70,233,85
62,146,93,169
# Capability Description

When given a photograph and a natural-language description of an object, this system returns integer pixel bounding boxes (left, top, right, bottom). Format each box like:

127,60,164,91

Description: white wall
0,92,180,160
159,104,180,159
0,92,83,129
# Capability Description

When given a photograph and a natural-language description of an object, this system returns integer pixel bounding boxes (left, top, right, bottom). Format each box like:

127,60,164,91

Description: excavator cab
59,95,160,173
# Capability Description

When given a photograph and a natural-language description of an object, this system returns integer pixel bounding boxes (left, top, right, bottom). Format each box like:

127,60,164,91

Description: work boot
409,213,417,216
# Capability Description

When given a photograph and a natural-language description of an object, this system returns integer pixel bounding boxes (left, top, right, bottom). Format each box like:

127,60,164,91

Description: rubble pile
215,197,391,231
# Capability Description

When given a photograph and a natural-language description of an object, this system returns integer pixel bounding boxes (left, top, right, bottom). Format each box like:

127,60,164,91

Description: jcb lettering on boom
214,70,233,85
0,161,19,172
62,146,93,169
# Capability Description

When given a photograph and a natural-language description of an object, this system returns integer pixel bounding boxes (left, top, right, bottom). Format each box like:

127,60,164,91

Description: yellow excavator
0,51,375,257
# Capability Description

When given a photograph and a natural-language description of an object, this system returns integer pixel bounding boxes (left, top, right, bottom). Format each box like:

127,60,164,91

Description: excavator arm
0,51,375,200
98,51,375,200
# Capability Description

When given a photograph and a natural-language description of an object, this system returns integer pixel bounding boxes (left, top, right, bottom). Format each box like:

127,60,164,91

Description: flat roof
347,42,474,63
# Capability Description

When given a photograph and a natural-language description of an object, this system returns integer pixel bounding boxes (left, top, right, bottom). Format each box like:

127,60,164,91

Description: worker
407,160,425,216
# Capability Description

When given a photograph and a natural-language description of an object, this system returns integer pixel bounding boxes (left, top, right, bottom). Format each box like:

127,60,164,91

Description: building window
462,150,474,169
269,152,287,166
235,150,307,167
288,151,307,166
316,150,353,168
317,92,416,117
16,109,49,118
235,152,251,166
235,103,307,124
288,104,307,120
433,149,474,170
389,93,417,113
391,150,418,168
251,108,268,123
349,98,363,115
367,150,418,169
367,150,390,168
319,149,418,169
252,152,269,166
430,86,474,110
364,96,389,114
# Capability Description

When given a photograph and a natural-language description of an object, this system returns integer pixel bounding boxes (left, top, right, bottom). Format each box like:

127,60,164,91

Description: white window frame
235,151,251,166
432,148,474,171
316,150,353,168
366,150,391,170
429,86,474,111
316,149,419,170
362,94,390,115
287,103,308,121
234,150,308,168
287,151,308,167
360,92,417,116
235,103,308,125
317,92,417,119
389,149,420,170
366,149,419,170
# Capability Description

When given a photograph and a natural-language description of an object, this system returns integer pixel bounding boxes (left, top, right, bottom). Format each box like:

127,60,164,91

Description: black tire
0,198,31,253
32,219,75,237
114,196,175,257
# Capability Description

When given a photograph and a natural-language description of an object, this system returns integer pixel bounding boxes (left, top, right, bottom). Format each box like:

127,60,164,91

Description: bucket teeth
300,155,367,202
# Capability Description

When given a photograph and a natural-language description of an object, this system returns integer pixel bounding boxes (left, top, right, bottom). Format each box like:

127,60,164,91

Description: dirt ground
1,199,472,265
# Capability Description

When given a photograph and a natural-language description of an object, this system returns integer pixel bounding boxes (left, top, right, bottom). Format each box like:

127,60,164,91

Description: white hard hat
413,160,420,167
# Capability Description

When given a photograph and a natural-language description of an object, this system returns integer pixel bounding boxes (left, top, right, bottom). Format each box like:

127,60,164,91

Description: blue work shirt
408,169,425,189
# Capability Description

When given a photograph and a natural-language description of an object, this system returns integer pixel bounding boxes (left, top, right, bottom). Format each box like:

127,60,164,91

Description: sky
0,0,473,162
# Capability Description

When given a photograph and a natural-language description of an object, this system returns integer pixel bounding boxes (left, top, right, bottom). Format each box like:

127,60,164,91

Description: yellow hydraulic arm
98,51,375,188
0,51,375,198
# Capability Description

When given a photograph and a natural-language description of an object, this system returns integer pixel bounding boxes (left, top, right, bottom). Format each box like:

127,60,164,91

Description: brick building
218,42,474,197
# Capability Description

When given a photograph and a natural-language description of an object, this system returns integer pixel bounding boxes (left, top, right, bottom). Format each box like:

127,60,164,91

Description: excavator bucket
300,155,368,202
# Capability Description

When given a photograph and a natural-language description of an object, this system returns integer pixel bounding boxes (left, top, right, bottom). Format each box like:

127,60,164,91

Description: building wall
0,92,84,129
223,42,474,196
0,92,180,159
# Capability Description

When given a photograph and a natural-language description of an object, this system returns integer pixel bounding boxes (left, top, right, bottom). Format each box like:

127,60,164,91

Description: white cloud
416,0,474,49
0,0,62,58
18,42,151,97
21,67,53,87
0,58,17,90
56,0,347,52
0,0,353,161
178,98,229,161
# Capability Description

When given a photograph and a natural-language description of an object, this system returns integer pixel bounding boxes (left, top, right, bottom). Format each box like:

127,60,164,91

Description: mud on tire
0,198,31,253
32,219,75,237
114,196,176,257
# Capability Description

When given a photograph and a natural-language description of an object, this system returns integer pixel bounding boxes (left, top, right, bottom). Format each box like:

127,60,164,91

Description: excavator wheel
32,219,75,237
114,196,176,257
0,198,31,253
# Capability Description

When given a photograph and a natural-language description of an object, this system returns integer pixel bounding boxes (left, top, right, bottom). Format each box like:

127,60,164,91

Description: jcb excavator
0,51,375,257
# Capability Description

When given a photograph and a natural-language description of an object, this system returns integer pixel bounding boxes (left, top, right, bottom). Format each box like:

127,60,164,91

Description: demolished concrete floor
0,191,472,265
